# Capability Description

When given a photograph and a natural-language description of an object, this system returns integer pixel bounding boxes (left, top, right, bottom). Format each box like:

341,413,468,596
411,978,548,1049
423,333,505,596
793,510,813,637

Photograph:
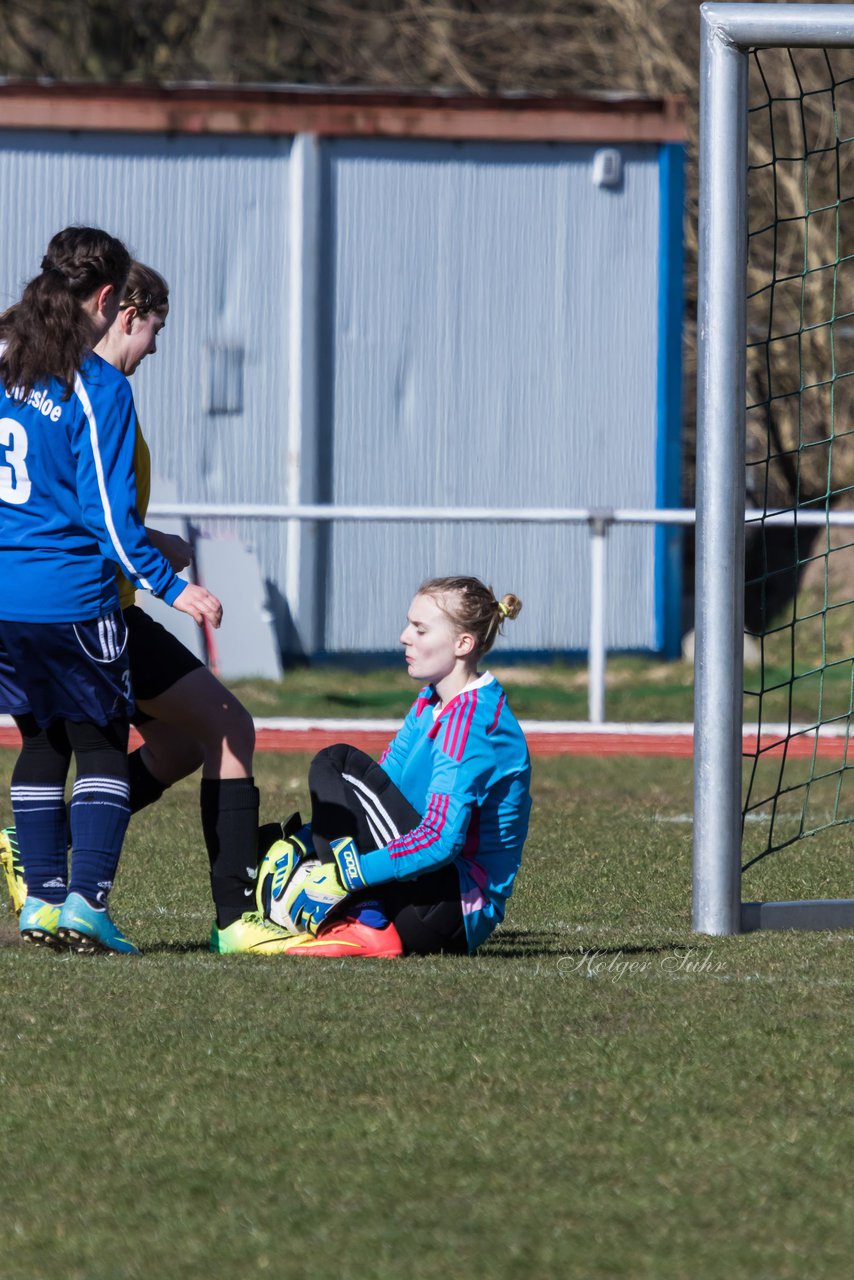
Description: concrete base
741,899,854,932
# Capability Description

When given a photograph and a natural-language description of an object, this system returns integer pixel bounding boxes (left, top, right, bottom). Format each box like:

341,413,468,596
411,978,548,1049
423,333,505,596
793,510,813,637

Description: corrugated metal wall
0,127,670,659
0,128,295,647
320,139,660,652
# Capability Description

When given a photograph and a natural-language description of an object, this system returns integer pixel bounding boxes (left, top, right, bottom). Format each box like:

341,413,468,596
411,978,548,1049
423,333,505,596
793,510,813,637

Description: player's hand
172,582,223,630
286,861,348,935
329,836,368,893
146,527,193,572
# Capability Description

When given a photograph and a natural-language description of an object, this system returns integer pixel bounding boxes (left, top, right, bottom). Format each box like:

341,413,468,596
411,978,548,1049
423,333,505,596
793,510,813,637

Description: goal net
695,2,854,933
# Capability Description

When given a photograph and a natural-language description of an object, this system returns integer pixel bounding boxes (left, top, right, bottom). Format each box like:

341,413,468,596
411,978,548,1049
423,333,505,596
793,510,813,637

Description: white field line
2,715,851,738
252,719,852,737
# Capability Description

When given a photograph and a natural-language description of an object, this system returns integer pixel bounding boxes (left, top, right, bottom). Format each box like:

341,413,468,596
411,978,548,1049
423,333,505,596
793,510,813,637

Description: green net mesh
743,46,854,871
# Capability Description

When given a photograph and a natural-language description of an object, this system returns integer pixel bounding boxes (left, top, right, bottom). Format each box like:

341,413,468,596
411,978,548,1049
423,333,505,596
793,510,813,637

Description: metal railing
150,500,699,722
147,500,853,723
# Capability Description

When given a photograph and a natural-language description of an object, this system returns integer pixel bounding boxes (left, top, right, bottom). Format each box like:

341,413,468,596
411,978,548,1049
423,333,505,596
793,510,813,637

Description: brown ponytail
0,226,131,399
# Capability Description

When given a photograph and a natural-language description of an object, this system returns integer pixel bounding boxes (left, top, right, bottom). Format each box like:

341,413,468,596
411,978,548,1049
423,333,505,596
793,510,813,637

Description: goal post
694,3,854,934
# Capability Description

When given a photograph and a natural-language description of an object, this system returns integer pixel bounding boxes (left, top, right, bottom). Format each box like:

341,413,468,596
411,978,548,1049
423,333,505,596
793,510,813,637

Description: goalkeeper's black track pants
308,743,468,955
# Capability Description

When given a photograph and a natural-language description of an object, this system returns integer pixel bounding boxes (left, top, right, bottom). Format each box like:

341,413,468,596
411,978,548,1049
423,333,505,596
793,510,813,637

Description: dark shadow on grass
479,929,576,959
482,931,689,960
141,940,212,955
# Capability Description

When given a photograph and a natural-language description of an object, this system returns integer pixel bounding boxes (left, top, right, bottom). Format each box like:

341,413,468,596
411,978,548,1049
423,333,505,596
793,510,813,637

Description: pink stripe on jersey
450,690,477,761
389,792,449,860
487,693,505,735
441,699,459,754
445,695,465,757
436,690,477,762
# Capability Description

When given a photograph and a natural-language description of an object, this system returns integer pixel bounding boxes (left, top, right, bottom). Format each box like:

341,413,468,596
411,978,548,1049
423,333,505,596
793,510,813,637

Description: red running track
0,723,848,758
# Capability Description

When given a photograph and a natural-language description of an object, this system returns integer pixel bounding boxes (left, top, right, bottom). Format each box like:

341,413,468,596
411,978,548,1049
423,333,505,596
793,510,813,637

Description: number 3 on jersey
0,418,32,505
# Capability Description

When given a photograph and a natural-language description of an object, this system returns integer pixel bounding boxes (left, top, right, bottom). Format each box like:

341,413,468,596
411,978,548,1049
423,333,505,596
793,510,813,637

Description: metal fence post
588,513,609,724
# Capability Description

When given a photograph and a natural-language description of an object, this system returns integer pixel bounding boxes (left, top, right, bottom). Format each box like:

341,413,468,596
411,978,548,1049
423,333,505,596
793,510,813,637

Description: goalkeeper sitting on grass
256,575,532,958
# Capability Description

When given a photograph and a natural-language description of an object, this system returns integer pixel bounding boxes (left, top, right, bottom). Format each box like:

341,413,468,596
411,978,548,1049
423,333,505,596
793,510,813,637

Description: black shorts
377,865,469,956
124,605,205,716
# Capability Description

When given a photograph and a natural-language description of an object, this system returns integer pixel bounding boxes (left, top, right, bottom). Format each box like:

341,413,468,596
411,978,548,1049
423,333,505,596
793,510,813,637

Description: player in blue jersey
255,576,532,957
0,257,297,953
91,261,296,954
0,227,221,954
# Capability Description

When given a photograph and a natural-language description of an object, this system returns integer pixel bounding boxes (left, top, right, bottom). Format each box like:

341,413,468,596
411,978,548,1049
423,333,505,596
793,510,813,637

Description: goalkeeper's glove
328,836,368,893
286,837,368,936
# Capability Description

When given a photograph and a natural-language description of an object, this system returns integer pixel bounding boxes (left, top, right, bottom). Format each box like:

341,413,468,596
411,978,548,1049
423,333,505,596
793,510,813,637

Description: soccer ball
268,857,320,933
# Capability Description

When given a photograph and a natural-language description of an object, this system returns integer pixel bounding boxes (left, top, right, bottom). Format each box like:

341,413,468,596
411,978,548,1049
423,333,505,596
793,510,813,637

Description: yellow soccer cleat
210,910,301,955
0,827,27,916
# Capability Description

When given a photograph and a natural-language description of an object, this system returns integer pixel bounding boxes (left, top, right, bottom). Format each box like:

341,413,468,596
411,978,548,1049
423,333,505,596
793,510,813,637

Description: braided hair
120,261,169,318
0,226,131,399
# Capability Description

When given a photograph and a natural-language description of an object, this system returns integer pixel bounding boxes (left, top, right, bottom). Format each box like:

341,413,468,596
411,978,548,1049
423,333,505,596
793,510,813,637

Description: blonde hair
120,261,169,317
418,576,522,659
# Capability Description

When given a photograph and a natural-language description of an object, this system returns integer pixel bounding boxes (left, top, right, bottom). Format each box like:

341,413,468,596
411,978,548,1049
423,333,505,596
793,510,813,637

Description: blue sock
68,774,131,907
11,783,68,904
350,898,390,929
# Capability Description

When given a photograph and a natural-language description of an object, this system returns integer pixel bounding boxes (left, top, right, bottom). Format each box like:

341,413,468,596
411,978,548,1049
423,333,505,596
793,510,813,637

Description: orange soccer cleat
281,917,404,958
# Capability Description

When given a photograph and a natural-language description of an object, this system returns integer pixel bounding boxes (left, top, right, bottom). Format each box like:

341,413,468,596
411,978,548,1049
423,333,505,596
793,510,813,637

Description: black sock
200,777,260,928
128,749,168,814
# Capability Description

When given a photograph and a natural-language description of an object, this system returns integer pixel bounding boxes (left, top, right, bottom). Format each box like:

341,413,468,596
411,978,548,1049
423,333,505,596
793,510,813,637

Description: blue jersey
0,354,183,621
363,672,532,952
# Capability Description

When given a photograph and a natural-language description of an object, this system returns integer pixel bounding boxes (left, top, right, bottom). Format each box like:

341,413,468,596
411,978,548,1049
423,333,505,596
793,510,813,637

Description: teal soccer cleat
56,892,140,956
19,897,62,949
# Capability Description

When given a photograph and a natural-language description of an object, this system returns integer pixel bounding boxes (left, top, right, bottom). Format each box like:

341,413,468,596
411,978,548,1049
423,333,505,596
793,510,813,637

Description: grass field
1,748,853,1280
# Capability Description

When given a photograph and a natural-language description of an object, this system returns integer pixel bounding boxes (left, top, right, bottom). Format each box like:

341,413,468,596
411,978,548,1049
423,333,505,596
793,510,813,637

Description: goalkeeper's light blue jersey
367,672,532,952
0,354,183,621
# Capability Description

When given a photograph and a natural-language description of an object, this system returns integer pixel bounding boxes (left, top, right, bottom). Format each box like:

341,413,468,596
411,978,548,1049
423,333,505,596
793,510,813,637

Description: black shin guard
200,777,260,928
127,748,167,815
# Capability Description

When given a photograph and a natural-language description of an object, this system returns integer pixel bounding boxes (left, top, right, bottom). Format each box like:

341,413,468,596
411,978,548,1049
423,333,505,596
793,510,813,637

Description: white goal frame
694,3,854,934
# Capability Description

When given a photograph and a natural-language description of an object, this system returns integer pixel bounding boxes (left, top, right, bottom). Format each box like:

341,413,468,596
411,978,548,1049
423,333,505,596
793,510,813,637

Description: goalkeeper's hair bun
418,576,522,658
497,593,522,622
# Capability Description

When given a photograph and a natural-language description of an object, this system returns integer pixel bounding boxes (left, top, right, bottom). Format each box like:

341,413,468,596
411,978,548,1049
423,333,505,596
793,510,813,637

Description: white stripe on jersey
73,372,154,592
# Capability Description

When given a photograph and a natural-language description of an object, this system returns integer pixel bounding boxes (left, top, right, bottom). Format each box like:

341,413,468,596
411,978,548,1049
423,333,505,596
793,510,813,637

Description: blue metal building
0,83,685,662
